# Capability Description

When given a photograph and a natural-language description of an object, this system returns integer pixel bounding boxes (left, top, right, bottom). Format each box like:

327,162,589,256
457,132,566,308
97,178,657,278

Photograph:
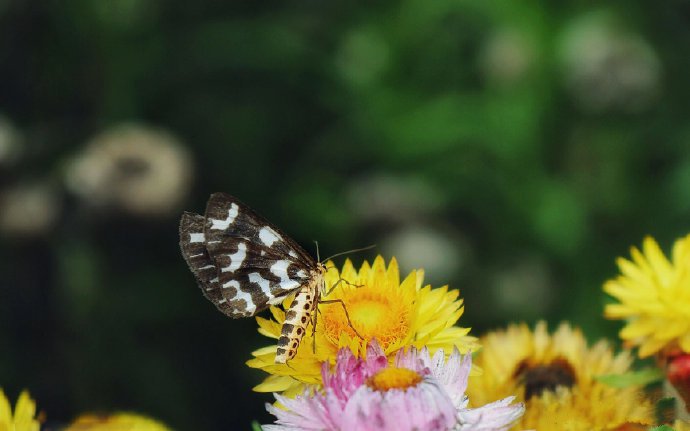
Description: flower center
115,156,151,177
514,357,577,399
320,288,411,349
349,299,388,326
366,367,423,392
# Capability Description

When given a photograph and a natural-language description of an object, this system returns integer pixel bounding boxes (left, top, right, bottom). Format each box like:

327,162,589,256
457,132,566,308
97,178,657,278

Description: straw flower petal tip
604,234,690,358
0,389,40,431
264,340,524,431
249,256,478,393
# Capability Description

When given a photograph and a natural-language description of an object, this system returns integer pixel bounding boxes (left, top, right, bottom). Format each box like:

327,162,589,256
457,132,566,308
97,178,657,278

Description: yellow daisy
604,234,690,358
0,389,40,431
66,412,171,431
247,255,478,396
466,322,654,430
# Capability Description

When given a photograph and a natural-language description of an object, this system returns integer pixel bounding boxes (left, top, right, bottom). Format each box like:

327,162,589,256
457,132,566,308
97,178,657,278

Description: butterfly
179,193,359,363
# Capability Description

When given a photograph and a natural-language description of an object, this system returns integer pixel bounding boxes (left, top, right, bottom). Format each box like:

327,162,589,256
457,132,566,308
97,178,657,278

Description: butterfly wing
179,193,317,318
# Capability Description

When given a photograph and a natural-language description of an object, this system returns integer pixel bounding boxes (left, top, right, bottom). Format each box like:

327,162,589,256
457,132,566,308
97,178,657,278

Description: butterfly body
179,193,325,363
275,264,326,363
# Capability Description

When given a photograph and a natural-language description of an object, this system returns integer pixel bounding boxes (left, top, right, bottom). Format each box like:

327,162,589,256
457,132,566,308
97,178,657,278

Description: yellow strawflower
604,234,690,358
466,322,654,430
247,255,478,396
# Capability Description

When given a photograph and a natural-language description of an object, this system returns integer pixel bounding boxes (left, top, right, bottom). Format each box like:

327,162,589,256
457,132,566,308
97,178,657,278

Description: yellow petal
0,389,12,428
386,257,400,287
339,259,357,283
655,319,689,340
14,391,37,424
616,257,649,285
253,374,295,392
637,336,667,358
620,319,656,338
642,236,673,285
251,345,278,356
604,303,635,318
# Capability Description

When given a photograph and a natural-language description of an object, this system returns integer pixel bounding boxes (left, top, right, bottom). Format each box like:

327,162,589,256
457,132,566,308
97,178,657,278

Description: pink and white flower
264,340,524,431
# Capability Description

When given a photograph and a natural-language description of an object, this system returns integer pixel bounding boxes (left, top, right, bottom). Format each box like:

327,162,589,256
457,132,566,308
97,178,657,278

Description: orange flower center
320,287,411,349
366,367,423,392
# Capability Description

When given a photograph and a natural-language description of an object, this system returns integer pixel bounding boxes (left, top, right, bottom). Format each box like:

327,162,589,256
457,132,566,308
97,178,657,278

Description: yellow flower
604,235,690,358
0,389,40,431
466,322,654,430
247,255,478,395
66,412,171,431
673,420,690,431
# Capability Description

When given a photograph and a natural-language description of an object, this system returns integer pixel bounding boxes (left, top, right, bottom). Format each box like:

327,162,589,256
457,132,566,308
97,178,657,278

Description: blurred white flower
489,256,554,317
0,182,61,237
381,224,469,285
480,28,535,87
559,12,661,112
65,123,193,217
347,174,443,224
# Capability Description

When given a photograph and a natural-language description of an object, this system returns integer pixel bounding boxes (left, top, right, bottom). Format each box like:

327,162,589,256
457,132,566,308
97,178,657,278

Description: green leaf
595,368,664,388
251,421,263,431
649,426,675,431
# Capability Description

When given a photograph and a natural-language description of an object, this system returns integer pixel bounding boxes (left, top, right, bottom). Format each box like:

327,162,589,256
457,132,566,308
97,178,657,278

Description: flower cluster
255,256,525,430
248,257,478,395
8,233,690,430
254,245,690,430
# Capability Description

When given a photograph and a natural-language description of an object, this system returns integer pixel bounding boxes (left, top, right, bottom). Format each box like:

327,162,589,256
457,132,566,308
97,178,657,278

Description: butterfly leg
311,305,319,353
319,298,364,339
324,278,364,297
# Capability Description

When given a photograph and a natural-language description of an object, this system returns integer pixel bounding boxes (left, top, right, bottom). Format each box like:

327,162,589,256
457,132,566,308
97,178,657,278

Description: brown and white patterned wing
203,193,314,261
179,212,225,305
179,193,317,318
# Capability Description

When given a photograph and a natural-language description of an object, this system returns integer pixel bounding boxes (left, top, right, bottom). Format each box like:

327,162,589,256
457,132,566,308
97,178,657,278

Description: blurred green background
1,1,690,429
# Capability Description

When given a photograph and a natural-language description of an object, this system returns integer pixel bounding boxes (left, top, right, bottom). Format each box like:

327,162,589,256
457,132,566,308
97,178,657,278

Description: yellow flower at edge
66,412,171,431
604,234,690,358
673,420,690,431
247,255,478,396
0,389,40,431
466,322,654,431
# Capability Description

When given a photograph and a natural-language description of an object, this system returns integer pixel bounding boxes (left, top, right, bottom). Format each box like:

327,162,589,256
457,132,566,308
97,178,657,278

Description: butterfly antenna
314,240,321,262
320,244,376,264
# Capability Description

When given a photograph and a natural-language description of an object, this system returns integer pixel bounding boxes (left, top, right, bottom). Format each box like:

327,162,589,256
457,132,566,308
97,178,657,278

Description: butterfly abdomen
275,276,321,364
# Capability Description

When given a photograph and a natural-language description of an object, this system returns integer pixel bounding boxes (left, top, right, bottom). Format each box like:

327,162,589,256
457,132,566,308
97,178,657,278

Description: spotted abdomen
275,283,319,364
